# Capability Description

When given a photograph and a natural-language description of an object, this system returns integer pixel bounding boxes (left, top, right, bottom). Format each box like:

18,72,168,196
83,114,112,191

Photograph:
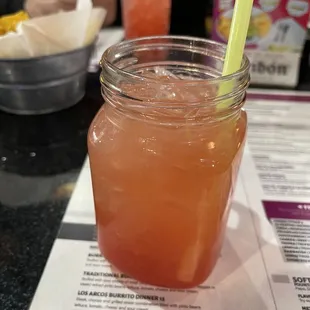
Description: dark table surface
0,73,102,310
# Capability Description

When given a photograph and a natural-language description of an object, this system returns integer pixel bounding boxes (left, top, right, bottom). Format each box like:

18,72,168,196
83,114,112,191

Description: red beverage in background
122,0,171,39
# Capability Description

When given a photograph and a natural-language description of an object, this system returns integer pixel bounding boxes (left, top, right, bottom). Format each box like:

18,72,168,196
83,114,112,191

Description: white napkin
0,0,106,58
0,32,32,58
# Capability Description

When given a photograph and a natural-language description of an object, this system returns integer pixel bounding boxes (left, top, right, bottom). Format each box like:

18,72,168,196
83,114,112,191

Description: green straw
217,0,254,110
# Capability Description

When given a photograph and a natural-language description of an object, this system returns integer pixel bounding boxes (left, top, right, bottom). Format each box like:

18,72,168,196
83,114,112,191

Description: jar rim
101,35,250,86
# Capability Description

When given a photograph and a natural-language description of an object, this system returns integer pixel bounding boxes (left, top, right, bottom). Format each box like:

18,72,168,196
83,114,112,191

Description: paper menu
240,93,310,309
212,0,310,87
29,89,310,310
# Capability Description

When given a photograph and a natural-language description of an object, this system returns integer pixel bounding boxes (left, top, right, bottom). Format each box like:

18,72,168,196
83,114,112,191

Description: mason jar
88,36,250,288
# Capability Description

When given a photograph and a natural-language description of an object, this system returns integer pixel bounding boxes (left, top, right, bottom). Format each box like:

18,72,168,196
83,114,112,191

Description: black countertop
0,73,102,310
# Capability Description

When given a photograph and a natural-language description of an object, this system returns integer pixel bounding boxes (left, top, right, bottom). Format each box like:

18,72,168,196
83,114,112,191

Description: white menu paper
29,89,310,310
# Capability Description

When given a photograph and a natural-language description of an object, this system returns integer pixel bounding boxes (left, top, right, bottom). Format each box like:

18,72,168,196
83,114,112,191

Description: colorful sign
212,0,310,87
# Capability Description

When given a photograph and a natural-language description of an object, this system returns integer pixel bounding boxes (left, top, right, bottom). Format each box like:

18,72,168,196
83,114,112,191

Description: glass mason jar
88,36,250,289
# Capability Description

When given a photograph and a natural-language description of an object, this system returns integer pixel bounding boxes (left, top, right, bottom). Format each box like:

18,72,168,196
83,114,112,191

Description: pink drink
122,0,171,39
